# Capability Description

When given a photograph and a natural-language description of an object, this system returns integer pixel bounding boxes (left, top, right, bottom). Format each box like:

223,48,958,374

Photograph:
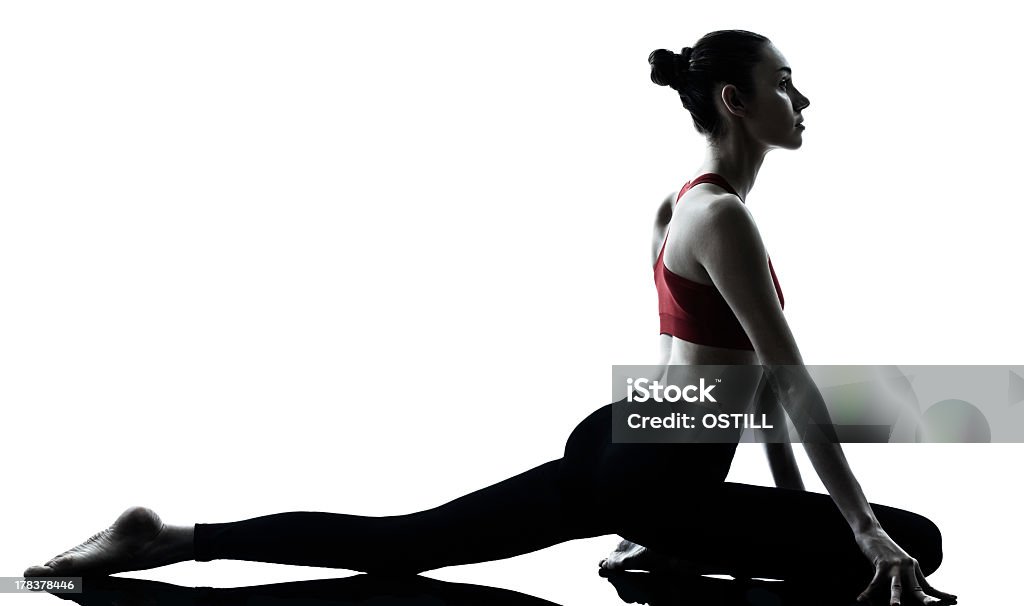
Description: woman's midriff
656,334,765,417
659,334,760,366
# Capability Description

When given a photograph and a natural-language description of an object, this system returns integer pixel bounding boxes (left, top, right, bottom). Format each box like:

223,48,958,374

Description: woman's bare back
652,183,761,368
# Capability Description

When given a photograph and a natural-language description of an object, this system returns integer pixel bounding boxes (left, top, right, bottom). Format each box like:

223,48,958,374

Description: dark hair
649,30,771,140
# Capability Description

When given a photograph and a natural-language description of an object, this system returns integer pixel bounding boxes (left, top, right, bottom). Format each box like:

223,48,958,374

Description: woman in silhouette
25,30,955,606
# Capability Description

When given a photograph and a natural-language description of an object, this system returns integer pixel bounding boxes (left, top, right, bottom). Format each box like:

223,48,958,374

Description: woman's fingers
890,571,903,606
914,561,957,603
857,565,886,602
860,559,957,605
910,584,943,605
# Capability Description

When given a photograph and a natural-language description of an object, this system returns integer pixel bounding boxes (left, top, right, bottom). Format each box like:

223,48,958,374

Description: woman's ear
720,83,747,118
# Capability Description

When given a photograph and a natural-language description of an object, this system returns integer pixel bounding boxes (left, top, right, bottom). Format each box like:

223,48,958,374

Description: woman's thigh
558,401,738,525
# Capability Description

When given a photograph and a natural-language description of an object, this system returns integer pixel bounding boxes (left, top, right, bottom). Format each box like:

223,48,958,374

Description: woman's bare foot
23,506,194,577
599,539,697,575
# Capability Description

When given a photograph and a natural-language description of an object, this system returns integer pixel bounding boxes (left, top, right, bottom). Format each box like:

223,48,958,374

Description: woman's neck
694,139,770,203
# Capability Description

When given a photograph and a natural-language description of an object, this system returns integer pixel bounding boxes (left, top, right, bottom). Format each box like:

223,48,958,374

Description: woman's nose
796,91,810,111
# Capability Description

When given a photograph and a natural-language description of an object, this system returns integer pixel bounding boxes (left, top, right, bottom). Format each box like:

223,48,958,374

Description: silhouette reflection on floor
601,569,856,606
37,570,870,606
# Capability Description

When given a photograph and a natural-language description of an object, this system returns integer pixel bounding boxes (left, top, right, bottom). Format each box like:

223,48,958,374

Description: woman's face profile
740,43,811,151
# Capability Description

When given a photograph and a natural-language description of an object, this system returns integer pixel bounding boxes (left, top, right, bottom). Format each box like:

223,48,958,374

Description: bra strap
676,172,740,202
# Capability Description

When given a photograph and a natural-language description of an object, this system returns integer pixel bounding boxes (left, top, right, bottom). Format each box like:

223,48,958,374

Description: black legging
194,400,943,590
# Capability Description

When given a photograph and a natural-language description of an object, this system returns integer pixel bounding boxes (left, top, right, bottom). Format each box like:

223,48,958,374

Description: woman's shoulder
661,189,753,266
670,187,748,231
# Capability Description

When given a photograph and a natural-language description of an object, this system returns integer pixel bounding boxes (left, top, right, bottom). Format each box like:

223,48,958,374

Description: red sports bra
654,173,784,351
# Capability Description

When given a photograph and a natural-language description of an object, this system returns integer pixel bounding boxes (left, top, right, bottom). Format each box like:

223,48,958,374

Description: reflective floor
32,572,863,606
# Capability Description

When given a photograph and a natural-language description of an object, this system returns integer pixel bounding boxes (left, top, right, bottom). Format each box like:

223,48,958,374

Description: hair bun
648,48,688,89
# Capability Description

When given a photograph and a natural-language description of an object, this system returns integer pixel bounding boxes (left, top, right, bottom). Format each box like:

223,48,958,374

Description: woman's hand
854,527,957,605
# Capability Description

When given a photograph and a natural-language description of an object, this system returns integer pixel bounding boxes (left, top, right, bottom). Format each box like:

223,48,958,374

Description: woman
25,30,955,605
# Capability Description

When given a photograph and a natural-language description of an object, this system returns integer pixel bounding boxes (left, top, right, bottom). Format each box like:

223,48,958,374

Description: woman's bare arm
691,195,955,604
765,442,804,490
752,374,805,489
651,193,675,266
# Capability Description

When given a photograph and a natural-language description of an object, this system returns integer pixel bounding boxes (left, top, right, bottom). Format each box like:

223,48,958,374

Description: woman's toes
24,554,76,577
22,565,53,577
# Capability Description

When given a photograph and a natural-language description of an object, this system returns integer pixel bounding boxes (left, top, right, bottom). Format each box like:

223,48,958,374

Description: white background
2,1,1020,604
